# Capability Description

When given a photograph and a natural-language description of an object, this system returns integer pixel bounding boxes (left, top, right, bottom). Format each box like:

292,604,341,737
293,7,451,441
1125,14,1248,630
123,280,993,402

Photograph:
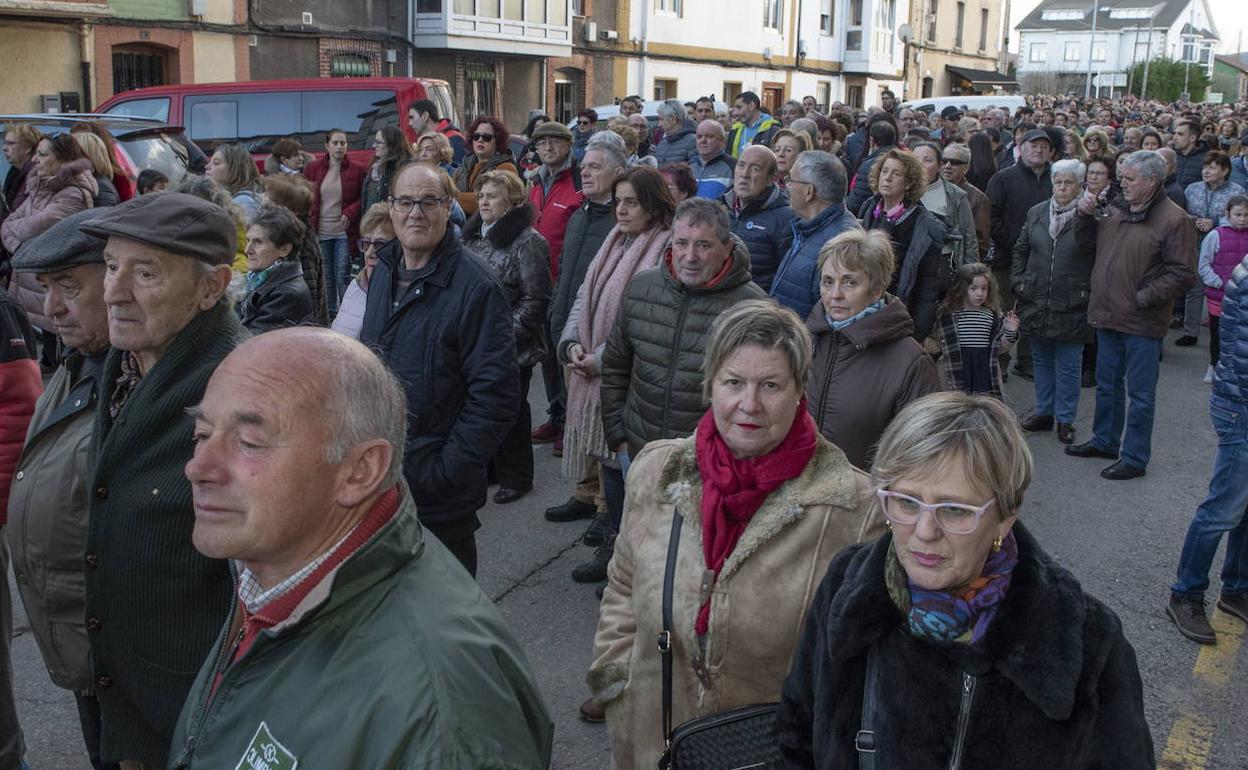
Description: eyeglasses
359,238,390,252
577,120,591,126
787,178,814,188
877,489,996,535
940,158,969,166
388,196,447,215
470,132,495,142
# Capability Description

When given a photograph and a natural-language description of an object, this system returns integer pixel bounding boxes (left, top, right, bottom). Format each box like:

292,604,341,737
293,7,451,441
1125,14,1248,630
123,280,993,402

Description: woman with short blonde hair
71,132,120,206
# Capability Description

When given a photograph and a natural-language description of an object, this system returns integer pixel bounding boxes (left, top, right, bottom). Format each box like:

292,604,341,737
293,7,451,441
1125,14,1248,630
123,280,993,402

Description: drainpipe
79,22,93,110
638,1,649,96
407,0,414,76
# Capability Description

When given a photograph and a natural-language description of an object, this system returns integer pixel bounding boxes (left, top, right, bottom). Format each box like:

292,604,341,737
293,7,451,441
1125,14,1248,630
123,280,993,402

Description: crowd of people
0,86,1245,769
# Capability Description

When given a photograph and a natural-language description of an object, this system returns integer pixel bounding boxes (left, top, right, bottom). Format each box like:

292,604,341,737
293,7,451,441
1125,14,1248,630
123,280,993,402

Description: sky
1008,0,1248,54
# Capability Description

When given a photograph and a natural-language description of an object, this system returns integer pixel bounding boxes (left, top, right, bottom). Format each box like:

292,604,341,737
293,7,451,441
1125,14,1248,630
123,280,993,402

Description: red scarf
693,400,817,634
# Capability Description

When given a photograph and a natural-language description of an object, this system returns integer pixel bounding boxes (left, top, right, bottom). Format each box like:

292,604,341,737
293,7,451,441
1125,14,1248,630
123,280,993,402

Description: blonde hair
870,392,1033,518
817,229,896,295
73,132,114,178
611,125,640,155
359,201,395,237
702,299,811,401
474,169,527,206
417,132,454,164
772,128,813,154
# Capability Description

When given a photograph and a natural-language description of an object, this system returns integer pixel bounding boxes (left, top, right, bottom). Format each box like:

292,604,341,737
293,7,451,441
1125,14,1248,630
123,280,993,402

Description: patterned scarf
109,352,143,419
693,401,817,635
827,297,885,331
1048,196,1078,241
245,261,284,294
885,530,1018,645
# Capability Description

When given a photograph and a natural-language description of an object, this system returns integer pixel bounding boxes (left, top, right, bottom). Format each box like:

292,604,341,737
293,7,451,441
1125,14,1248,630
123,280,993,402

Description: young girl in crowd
1199,195,1248,383
931,262,1019,398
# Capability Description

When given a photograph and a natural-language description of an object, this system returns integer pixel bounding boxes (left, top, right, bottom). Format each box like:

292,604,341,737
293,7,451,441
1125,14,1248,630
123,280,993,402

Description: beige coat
587,432,883,769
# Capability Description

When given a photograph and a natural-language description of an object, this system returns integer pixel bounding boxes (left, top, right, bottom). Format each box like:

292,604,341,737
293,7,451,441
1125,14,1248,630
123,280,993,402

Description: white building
1015,0,1218,94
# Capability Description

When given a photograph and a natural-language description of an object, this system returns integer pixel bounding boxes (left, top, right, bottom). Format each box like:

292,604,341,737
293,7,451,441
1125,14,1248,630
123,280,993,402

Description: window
454,0,473,12
723,82,743,104
1064,42,1080,61
764,0,782,29
655,0,681,15
847,84,864,109
503,0,521,18
554,80,575,124
1092,46,1107,62
926,0,938,42
955,2,965,48
301,89,396,150
187,99,237,146
978,8,988,50
112,49,167,94
416,0,441,11
1200,45,1212,65
874,0,895,56
549,0,566,24
848,0,863,51
526,0,545,22
817,81,831,111
330,53,372,77
820,0,833,33
850,0,862,25
1108,7,1150,18
1029,43,1046,62
654,78,677,101
1181,38,1195,62
1041,9,1084,20
463,61,496,121
479,0,501,16
104,96,170,122
572,0,584,14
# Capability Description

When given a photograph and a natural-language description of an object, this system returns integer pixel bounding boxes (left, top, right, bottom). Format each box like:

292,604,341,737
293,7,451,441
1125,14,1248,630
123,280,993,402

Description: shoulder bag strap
856,644,880,769
659,510,684,753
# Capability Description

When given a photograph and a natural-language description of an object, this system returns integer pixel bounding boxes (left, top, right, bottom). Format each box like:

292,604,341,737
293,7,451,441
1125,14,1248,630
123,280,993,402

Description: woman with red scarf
586,299,883,769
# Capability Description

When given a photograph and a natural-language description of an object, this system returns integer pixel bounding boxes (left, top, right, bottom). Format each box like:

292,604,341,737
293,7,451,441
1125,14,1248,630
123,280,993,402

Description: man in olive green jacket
170,328,552,770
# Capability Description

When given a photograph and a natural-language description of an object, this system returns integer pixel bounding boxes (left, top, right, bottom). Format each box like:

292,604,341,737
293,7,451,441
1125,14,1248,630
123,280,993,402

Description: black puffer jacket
1173,140,1210,190
600,235,765,456
986,161,1052,265
239,259,314,333
777,524,1154,769
461,203,553,368
551,199,614,339
724,184,796,292
1010,200,1096,344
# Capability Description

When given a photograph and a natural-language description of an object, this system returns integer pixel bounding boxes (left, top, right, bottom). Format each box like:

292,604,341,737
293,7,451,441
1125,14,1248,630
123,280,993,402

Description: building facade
903,0,1010,98
1015,0,1218,96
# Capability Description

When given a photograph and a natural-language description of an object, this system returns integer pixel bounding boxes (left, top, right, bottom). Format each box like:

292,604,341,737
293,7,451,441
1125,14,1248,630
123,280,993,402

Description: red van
96,77,456,166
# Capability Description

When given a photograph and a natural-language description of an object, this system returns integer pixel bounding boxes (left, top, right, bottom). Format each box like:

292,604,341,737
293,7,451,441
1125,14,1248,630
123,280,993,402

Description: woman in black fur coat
777,392,1153,769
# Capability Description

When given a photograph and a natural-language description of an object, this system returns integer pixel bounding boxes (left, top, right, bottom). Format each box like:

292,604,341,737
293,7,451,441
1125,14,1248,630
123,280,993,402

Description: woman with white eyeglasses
777,392,1153,769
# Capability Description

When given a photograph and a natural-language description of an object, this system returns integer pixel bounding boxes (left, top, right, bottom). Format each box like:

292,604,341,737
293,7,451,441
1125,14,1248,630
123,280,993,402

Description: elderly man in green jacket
170,327,552,769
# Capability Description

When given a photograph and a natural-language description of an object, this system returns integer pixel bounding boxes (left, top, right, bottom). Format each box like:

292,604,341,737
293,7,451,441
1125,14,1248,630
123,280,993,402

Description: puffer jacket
724,184,796,292
691,151,734,200
588,434,883,770
1213,252,1248,403
776,525,1154,769
169,487,553,770
239,259,315,333
770,204,861,319
461,203,553,368
1173,140,1211,190
600,236,765,456
1010,200,1097,344
1084,190,1196,339
7,351,104,693
550,199,614,339
805,297,939,469
652,119,699,166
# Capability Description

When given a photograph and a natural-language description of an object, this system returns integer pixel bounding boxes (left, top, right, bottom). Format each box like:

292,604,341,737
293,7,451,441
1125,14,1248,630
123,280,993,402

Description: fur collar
656,431,858,583
462,202,534,249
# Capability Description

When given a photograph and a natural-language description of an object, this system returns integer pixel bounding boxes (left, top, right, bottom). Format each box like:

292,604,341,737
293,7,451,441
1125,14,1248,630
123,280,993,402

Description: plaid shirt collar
234,528,355,615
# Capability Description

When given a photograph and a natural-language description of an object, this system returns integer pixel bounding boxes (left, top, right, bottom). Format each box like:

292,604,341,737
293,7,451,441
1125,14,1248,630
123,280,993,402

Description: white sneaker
1204,365,1214,384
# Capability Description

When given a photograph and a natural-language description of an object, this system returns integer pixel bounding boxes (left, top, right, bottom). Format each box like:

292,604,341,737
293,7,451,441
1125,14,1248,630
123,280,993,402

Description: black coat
860,198,947,340
359,229,518,540
777,525,1154,769
1010,200,1096,343
550,199,614,339
239,259,314,333
987,162,1052,264
1173,141,1210,191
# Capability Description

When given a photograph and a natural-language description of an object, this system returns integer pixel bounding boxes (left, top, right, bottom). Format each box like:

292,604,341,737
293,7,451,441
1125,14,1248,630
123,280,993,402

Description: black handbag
657,511,781,770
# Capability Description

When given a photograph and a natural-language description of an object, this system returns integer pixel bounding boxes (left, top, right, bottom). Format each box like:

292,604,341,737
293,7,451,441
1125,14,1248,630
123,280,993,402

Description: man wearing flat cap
7,209,117,769
78,192,245,770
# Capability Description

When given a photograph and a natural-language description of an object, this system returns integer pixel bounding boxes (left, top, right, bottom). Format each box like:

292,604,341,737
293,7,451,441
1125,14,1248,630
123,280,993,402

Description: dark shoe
1012,366,1034,381
572,537,614,583
582,510,615,547
1175,335,1198,347
579,695,606,723
1170,317,1185,329
595,582,605,600
493,486,530,504
1057,423,1076,445
1020,414,1054,432
1217,593,1248,625
1065,441,1118,460
552,434,563,458
1100,460,1146,480
545,497,597,522
531,421,559,443
1081,370,1097,389
1167,594,1217,644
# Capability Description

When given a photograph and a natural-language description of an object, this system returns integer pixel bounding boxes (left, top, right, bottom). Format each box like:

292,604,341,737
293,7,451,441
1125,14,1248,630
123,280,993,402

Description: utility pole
1127,21,1139,94
1142,11,1154,98
1182,4,1195,97
1085,0,1100,98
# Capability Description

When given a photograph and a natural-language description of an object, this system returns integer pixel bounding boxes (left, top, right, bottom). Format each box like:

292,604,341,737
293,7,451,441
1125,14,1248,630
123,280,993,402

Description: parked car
899,95,1025,116
96,77,457,167
0,113,204,189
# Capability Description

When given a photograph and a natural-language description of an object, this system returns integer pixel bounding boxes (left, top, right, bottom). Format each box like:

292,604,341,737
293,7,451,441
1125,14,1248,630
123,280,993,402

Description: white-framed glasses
876,489,996,535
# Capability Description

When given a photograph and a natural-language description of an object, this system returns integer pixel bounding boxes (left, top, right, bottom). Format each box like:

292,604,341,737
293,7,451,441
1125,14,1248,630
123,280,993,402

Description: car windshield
0,122,196,185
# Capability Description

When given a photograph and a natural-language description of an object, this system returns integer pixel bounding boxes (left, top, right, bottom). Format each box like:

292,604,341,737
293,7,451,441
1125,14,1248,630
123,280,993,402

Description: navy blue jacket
769,204,861,319
1214,252,1248,404
360,230,519,539
845,145,894,216
724,184,796,292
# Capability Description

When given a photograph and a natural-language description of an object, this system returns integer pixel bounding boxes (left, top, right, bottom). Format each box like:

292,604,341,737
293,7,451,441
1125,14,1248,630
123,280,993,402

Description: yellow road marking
1159,608,1246,769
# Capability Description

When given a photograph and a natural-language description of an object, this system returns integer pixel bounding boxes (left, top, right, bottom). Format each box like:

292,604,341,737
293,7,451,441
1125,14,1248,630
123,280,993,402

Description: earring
991,536,1003,553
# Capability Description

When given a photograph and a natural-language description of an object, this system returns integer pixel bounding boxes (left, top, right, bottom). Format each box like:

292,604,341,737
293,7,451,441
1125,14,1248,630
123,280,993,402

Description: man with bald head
690,119,734,199
723,144,795,292
170,329,551,769
360,163,518,576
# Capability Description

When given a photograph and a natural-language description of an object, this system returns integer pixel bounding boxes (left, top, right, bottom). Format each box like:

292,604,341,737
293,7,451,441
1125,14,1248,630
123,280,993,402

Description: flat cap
940,106,963,120
11,208,106,274
1022,128,1052,145
79,192,237,265
531,121,574,142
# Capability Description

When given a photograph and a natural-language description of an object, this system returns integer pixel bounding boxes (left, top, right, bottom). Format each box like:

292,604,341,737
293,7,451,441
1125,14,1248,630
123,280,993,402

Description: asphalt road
8,327,1247,769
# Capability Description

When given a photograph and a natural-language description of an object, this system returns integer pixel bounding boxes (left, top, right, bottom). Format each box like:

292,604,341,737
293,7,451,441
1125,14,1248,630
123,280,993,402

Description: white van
567,100,730,131
900,95,1025,115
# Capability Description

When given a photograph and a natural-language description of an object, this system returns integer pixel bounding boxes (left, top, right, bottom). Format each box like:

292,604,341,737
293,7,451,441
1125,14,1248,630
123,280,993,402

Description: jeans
319,235,350,317
1172,394,1248,598
1031,338,1084,423
1090,328,1162,468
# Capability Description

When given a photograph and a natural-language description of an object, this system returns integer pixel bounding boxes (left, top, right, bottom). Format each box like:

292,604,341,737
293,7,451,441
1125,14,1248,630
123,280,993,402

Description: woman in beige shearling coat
587,299,883,769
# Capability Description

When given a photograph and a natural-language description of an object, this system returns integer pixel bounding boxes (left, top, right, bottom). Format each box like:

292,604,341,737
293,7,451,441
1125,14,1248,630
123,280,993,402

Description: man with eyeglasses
359,163,518,577
940,143,991,260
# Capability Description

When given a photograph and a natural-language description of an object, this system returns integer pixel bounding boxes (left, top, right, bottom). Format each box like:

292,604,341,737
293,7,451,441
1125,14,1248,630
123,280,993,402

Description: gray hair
323,337,408,489
657,99,686,121
674,197,732,244
944,142,971,162
792,150,847,204
790,117,819,146
247,205,305,254
586,131,628,170
1050,158,1086,184
697,119,726,140
175,174,245,226
1123,150,1166,182
702,299,811,401
870,392,1033,518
